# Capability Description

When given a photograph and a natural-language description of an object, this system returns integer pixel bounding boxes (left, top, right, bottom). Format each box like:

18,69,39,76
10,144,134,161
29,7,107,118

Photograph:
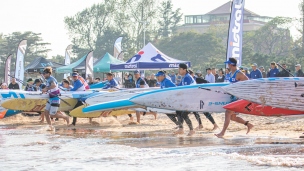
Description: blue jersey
160,78,176,89
229,70,240,83
103,79,119,89
224,73,230,82
70,79,85,91
178,73,196,86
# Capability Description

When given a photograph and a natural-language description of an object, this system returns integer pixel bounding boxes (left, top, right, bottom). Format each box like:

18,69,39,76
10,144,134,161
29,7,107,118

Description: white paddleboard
129,83,231,112
222,77,304,111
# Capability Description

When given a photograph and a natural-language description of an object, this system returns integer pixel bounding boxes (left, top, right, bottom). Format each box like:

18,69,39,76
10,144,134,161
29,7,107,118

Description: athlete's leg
166,114,179,125
231,114,253,134
182,112,195,136
203,112,219,131
215,110,233,138
174,111,184,134
193,112,203,130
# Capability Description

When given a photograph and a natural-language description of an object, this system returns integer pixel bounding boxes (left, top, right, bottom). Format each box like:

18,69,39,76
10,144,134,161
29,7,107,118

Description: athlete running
41,67,69,130
175,64,196,136
215,58,254,138
154,71,179,127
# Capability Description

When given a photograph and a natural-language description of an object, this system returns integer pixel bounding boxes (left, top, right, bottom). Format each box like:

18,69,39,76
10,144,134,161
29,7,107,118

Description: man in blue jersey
103,73,120,89
174,63,196,136
41,67,69,130
215,58,253,138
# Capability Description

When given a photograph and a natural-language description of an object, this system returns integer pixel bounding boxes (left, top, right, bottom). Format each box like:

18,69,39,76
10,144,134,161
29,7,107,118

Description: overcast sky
0,0,301,57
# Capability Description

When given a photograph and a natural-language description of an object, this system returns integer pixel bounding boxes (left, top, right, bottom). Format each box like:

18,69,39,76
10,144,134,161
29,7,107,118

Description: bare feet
47,125,54,131
214,132,224,138
153,113,157,120
65,117,70,126
172,126,179,129
195,124,203,130
174,128,184,135
211,124,219,131
39,120,44,124
246,123,254,134
187,130,195,136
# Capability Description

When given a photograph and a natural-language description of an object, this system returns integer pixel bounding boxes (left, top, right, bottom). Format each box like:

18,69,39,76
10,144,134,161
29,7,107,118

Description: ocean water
0,125,303,171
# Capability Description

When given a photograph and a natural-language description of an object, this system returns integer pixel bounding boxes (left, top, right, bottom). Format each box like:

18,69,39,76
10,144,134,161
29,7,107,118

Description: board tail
0,109,20,119
82,99,139,113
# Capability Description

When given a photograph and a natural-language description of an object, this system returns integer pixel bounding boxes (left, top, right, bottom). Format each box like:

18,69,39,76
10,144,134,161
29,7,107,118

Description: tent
56,55,86,73
110,42,191,70
94,52,124,72
25,57,65,73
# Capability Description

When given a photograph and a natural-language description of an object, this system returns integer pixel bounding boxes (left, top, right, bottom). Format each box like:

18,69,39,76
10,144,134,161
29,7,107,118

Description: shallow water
0,124,304,171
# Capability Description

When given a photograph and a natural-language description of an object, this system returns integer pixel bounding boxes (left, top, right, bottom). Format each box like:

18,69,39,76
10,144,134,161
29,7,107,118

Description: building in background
177,1,273,34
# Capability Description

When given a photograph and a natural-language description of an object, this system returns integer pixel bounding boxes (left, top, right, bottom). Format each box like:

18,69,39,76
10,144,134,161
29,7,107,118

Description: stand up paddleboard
70,104,135,118
83,83,231,113
222,77,304,111
224,99,304,116
129,83,231,112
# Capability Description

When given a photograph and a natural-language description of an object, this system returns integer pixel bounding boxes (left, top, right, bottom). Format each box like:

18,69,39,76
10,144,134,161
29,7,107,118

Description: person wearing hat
205,68,215,83
267,62,280,77
134,70,149,88
41,67,69,130
277,64,290,77
24,78,34,91
259,66,267,78
249,63,262,79
1,83,9,90
8,78,20,90
175,63,196,136
103,73,120,89
215,58,253,138
295,64,304,77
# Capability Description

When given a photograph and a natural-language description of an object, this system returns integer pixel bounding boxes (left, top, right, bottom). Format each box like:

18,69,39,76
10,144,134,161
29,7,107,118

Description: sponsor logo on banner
226,0,244,66
124,64,137,69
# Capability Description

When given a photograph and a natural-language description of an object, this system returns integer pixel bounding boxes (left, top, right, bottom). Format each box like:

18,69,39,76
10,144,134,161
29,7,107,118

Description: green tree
51,55,65,64
64,1,118,59
157,0,183,38
0,31,51,79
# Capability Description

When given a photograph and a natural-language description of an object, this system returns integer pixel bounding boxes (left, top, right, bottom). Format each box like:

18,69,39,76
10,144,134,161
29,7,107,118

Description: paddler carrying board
215,58,254,138
41,67,70,130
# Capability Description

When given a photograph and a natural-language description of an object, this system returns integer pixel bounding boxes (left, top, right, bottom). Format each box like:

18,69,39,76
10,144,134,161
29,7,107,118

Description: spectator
243,68,250,78
259,66,267,78
148,74,157,87
1,83,9,90
195,70,202,79
249,63,262,79
8,78,20,90
128,74,135,88
95,77,101,83
216,69,225,82
211,68,218,80
267,62,280,77
24,78,34,91
87,75,94,85
205,68,215,83
224,68,230,82
295,64,304,77
33,79,46,91
169,71,176,84
176,73,182,85
277,64,290,77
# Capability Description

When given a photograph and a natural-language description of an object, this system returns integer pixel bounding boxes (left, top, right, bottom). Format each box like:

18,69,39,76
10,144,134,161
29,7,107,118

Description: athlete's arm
70,80,82,91
236,72,249,81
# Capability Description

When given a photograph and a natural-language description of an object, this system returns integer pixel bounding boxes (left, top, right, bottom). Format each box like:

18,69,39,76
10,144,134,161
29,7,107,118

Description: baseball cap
224,58,237,65
295,64,301,67
251,63,258,67
27,78,33,82
134,70,140,74
72,72,79,77
155,71,165,77
179,63,188,70
259,66,264,69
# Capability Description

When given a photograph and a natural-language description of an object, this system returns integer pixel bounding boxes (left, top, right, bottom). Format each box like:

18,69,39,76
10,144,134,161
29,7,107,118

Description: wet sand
0,113,304,170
